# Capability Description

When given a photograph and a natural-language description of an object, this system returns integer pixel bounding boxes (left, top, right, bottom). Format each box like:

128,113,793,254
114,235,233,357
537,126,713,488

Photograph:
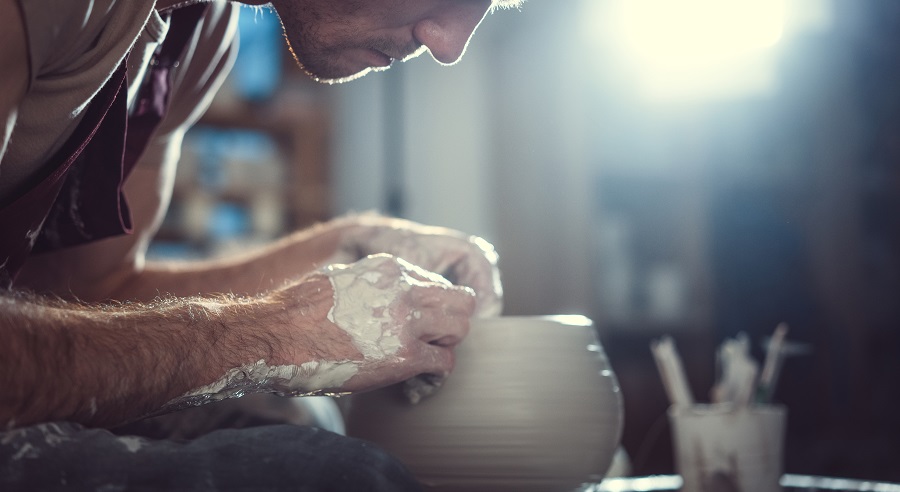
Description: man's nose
413,1,492,65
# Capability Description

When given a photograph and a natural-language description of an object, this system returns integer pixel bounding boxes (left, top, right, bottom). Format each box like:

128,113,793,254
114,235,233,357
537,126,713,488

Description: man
0,0,518,488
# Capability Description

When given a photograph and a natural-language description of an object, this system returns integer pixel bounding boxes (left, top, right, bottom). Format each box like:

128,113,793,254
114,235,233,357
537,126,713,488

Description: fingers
403,373,448,404
399,260,475,347
416,342,455,375
322,253,474,351
341,343,454,394
406,282,474,347
330,215,504,317
272,252,474,395
366,255,471,377
445,235,503,317
400,283,472,397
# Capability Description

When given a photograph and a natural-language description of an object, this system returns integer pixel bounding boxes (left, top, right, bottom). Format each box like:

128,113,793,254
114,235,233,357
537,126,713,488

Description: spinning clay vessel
346,316,623,492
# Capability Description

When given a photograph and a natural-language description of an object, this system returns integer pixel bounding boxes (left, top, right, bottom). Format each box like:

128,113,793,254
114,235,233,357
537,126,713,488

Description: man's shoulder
18,0,157,77
0,0,158,200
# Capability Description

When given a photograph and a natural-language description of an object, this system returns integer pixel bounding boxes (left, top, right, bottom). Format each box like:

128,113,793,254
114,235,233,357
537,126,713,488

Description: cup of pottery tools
669,403,787,492
651,325,792,492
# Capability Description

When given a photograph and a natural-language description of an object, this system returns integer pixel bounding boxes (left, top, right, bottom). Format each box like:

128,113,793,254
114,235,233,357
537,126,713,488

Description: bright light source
619,0,784,68
610,0,787,101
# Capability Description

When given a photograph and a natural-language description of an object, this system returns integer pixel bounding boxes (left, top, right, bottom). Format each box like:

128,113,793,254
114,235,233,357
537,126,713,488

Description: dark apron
0,4,208,288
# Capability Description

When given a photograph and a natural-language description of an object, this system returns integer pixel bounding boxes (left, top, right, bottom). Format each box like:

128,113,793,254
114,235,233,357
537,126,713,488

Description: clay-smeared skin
163,359,359,413
324,254,456,361
166,214,498,409
325,216,504,402
168,254,473,409
317,253,474,397
331,216,503,317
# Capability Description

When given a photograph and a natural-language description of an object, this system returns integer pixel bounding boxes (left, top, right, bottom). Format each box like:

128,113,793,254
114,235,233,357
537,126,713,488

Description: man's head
254,0,523,84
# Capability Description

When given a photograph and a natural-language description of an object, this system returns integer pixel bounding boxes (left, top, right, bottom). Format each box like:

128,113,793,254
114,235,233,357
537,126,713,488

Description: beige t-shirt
2,0,239,203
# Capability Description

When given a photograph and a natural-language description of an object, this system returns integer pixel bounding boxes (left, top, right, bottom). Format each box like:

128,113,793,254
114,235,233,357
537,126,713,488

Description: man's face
267,0,515,84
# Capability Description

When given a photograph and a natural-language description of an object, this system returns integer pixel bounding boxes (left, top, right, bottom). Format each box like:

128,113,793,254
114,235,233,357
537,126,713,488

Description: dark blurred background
152,0,900,482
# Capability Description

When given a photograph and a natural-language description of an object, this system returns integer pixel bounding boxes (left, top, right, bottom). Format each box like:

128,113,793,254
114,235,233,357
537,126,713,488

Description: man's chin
300,51,419,84
297,47,425,84
313,66,396,85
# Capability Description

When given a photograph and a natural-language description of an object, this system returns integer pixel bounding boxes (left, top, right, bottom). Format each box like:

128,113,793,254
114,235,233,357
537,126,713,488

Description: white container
669,404,787,492
345,316,624,492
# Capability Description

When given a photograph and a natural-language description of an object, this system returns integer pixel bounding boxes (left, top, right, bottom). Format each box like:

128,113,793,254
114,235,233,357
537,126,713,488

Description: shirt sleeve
122,1,241,258
158,1,241,138
17,0,153,89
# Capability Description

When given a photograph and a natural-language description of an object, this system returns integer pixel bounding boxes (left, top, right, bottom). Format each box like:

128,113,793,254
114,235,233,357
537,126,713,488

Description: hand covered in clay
270,254,476,396
329,214,503,317
161,254,475,412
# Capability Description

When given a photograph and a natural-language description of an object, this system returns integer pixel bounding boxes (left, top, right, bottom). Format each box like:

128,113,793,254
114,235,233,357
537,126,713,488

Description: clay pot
345,315,623,492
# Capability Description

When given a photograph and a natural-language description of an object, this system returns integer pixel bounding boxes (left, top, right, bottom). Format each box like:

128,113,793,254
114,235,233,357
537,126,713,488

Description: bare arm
113,213,501,310
18,207,500,314
2,255,475,429
0,290,268,428
115,218,353,300
15,205,351,302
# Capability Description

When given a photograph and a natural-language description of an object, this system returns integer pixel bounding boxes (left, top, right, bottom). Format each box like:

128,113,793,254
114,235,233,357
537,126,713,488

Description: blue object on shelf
208,202,250,240
232,6,282,101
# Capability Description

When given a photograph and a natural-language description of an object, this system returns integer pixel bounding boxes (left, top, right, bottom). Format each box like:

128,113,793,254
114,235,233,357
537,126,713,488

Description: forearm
112,213,429,301
115,219,351,301
2,243,480,429
0,290,273,429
